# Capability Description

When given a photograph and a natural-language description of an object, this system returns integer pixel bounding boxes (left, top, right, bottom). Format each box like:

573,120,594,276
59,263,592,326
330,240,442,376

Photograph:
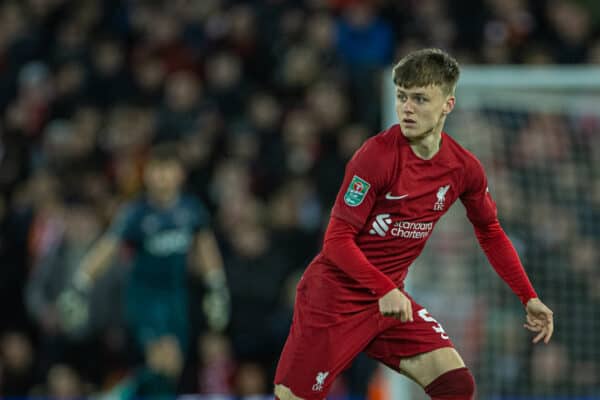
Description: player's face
144,160,184,197
395,85,455,141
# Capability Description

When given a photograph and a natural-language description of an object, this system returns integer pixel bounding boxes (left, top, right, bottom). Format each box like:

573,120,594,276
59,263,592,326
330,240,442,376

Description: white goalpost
382,66,600,399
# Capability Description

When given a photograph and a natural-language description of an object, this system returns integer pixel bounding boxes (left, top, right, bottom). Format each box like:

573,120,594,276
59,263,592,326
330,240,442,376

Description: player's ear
442,96,455,115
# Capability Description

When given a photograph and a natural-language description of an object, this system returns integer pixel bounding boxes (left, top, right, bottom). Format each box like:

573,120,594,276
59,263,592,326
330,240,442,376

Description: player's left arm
193,228,226,283
193,227,230,332
460,158,553,344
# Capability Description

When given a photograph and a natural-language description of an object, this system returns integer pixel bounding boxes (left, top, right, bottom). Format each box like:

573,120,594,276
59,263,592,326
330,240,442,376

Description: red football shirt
304,124,536,308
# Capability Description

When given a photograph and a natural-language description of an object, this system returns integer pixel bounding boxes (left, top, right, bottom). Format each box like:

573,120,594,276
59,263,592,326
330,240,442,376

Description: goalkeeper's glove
57,271,92,337
202,269,231,333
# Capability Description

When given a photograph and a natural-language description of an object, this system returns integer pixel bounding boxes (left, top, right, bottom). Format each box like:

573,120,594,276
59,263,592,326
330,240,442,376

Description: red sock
424,367,475,400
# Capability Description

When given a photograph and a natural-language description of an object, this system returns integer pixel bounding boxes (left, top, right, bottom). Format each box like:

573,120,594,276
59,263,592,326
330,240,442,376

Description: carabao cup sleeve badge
344,175,371,207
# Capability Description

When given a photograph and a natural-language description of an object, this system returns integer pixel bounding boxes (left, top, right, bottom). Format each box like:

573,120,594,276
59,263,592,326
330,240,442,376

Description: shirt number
418,309,449,340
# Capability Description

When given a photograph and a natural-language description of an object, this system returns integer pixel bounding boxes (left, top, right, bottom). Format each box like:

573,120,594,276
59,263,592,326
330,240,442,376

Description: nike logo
385,192,408,200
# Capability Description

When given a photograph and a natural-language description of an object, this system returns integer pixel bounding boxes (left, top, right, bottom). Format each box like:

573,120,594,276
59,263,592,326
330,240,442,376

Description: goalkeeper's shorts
125,294,189,352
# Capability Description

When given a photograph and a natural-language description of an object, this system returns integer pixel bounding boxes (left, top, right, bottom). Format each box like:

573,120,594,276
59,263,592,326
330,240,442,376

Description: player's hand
203,286,231,332
57,271,92,336
202,270,231,332
524,298,554,344
378,288,413,322
57,285,90,335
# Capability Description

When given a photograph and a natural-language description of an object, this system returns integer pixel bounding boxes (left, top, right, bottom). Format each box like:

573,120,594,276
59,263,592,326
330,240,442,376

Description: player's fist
379,288,413,322
524,298,554,344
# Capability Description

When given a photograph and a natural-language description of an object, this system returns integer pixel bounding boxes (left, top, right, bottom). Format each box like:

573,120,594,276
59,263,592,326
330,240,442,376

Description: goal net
381,66,600,399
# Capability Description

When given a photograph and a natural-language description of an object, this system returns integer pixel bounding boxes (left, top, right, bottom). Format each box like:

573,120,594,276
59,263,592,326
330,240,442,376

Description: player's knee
145,341,164,373
145,337,183,378
425,367,475,399
274,384,304,400
160,338,183,377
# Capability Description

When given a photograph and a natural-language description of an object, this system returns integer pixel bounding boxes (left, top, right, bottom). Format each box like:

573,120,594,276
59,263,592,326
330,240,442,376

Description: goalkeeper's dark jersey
107,194,210,348
108,194,210,293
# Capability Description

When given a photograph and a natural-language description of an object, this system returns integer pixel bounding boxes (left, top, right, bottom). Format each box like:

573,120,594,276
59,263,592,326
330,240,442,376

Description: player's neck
408,130,442,160
149,191,180,208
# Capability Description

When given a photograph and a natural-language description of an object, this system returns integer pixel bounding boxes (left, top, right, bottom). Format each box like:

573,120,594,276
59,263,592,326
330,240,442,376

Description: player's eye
397,93,407,101
414,96,427,103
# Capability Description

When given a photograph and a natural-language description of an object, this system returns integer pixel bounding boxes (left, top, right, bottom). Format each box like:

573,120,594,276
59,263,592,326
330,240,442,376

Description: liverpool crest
433,184,450,211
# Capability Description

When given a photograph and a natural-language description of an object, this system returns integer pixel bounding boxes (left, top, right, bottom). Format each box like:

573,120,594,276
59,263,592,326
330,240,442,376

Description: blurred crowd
0,0,598,398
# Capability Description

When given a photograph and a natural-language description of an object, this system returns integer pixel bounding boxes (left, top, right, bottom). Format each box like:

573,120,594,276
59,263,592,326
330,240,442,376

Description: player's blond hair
392,48,460,95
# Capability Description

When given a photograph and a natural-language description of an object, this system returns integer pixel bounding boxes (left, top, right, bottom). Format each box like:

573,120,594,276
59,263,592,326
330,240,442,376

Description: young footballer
274,48,554,400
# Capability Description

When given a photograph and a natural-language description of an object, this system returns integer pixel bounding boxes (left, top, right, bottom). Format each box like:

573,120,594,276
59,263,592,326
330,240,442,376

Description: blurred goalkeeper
274,49,554,400
62,143,229,397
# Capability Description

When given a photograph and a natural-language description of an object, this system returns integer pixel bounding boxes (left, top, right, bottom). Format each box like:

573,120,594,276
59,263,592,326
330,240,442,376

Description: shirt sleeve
189,197,211,233
107,202,138,242
473,221,537,305
459,157,497,227
461,158,537,305
331,138,392,229
324,137,397,297
322,216,398,297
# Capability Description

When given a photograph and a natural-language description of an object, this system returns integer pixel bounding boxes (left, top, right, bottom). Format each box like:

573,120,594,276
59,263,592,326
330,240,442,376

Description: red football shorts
274,275,454,399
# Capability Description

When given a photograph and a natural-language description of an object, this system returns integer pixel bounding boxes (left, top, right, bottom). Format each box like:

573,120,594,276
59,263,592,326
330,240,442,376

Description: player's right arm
57,237,118,335
322,217,413,322
322,134,413,321
74,235,120,287
74,202,136,288
58,202,136,334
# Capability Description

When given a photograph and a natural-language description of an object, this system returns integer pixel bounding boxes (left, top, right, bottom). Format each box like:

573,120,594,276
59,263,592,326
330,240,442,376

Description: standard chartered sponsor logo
369,214,392,237
391,220,433,239
369,214,433,239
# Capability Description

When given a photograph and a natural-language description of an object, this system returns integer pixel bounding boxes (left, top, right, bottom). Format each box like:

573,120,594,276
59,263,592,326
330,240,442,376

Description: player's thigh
126,295,189,353
274,298,379,398
399,346,465,387
365,295,461,387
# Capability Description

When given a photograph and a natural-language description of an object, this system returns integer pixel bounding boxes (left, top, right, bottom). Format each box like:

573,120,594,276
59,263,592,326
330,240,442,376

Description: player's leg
134,335,184,396
274,312,377,400
365,294,475,399
126,295,189,397
146,335,184,379
273,283,380,400
274,384,303,400
399,347,475,399
133,338,177,398
398,347,465,386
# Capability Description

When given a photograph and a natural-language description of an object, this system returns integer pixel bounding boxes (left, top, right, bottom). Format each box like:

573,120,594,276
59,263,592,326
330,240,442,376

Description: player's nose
402,100,415,113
